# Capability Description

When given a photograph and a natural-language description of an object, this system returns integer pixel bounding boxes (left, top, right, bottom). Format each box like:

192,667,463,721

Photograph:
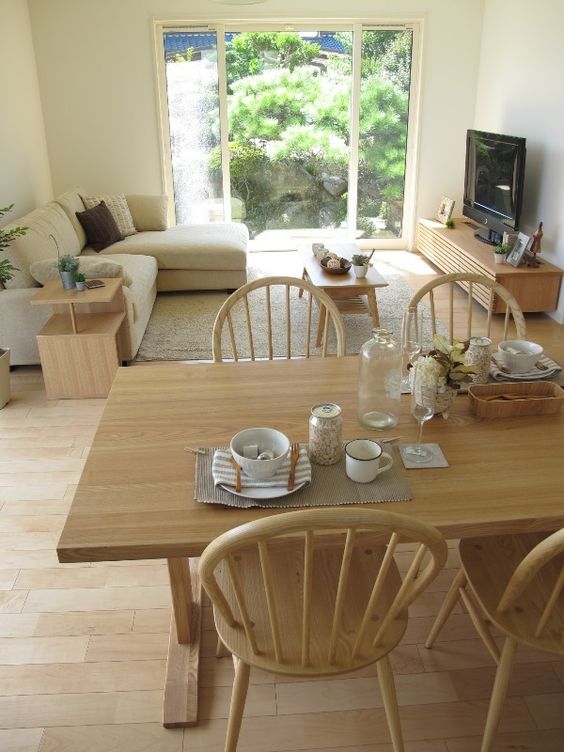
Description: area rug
136,256,435,362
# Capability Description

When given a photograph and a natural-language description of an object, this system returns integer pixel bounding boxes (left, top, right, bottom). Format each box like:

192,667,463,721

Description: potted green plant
74,272,86,291
351,253,370,279
57,255,80,289
0,204,27,409
494,243,509,265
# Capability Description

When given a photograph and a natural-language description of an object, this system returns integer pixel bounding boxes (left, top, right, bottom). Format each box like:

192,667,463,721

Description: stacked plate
490,354,561,381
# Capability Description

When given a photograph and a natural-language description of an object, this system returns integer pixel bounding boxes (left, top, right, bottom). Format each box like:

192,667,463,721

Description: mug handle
377,451,393,475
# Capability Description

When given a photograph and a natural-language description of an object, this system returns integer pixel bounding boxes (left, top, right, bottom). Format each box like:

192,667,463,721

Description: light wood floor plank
38,723,182,752
0,728,43,752
23,586,172,613
0,635,88,664
445,728,564,752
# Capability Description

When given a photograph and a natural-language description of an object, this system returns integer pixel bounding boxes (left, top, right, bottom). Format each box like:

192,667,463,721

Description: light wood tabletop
57,355,564,728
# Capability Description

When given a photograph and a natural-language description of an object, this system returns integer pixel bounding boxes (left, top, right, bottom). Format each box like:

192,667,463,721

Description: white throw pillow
82,194,137,237
30,257,133,287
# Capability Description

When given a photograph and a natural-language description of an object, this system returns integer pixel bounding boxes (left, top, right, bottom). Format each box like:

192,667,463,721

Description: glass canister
466,336,492,384
308,402,342,465
358,328,402,430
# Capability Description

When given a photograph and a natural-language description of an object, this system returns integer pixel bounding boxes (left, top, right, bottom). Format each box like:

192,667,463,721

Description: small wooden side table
299,247,389,346
31,278,125,399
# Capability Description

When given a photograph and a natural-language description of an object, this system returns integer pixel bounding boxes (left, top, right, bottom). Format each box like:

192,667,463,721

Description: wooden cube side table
31,278,126,399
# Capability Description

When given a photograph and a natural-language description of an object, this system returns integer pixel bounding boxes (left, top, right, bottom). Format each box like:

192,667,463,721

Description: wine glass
404,360,434,464
401,307,423,388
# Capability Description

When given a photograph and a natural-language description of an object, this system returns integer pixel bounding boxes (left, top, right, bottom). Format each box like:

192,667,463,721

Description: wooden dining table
56,356,564,729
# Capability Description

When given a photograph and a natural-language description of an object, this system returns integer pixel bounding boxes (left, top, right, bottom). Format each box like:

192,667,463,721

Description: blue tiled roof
164,31,346,58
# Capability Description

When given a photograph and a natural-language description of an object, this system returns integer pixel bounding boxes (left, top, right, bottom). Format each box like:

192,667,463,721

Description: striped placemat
194,445,412,509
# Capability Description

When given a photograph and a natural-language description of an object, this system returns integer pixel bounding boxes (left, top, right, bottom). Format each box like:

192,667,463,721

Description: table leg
316,305,327,347
367,289,380,327
68,303,78,334
163,557,202,728
299,268,307,298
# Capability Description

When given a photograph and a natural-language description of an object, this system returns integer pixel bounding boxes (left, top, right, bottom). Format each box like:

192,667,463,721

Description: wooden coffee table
299,246,389,346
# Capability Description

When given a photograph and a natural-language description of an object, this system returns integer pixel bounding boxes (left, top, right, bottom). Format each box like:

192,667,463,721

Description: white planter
353,264,368,278
493,254,506,264
0,348,10,410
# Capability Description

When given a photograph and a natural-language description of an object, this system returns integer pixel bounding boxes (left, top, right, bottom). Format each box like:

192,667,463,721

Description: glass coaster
399,443,448,469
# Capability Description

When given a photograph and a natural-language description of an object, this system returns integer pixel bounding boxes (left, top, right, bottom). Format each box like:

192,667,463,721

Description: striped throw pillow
82,194,137,237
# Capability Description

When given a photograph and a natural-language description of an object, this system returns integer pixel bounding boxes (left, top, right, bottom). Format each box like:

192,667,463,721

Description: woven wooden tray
468,381,564,417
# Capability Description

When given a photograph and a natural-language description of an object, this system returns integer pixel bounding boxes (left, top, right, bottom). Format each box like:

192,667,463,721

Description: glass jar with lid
358,328,402,429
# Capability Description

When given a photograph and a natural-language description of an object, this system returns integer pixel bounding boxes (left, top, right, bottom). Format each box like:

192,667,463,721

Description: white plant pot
353,264,368,278
0,348,10,410
75,281,86,291
493,254,506,264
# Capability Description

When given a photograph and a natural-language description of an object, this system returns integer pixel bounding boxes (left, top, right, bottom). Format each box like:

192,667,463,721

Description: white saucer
219,480,308,500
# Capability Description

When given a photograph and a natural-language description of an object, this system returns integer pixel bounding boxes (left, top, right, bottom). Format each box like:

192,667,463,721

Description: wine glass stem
416,419,425,447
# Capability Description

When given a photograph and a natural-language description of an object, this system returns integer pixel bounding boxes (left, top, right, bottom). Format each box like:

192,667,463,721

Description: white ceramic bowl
230,427,290,480
497,340,543,373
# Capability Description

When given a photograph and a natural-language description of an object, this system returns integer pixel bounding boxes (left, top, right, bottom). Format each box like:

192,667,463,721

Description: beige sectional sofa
0,190,248,365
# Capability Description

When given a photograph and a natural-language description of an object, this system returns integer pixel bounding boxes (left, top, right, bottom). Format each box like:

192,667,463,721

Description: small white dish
219,480,308,500
497,340,543,373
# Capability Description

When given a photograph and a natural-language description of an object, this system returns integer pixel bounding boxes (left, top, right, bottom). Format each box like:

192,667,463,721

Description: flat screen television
463,129,527,245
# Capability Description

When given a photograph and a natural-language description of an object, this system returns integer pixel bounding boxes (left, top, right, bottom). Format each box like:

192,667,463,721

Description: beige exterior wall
0,0,52,221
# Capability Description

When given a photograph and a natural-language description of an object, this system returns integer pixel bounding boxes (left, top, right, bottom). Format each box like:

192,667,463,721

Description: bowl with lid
230,427,290,480
497,340,543,373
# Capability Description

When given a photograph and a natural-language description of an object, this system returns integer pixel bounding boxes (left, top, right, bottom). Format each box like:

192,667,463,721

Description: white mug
345,439,393,483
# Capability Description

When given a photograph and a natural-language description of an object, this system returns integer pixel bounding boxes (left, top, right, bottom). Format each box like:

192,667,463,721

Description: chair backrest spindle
200,509,447,676
212,276,346,362
408,272,526,346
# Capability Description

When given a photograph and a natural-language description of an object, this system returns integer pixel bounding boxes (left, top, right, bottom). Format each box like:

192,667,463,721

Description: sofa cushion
76,202,124,251
30,256,133,287
125,195,168,232
103,253,158,325
96,222,248,271
82,194,137,237
55,189,87,248
3,202,81,289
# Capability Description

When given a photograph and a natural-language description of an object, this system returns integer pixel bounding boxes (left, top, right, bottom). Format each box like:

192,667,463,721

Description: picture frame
437,196,455,224
506,232,530,267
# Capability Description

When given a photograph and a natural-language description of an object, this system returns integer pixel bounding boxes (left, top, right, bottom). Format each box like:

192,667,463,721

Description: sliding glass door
157,23,418,247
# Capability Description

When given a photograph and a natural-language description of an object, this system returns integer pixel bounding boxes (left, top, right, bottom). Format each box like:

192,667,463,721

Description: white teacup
345,439,393,483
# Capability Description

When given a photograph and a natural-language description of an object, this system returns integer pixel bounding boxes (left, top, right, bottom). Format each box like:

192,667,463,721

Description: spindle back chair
425,529,564,752
212,276,346,362
200,507,447,751
408,272,526,344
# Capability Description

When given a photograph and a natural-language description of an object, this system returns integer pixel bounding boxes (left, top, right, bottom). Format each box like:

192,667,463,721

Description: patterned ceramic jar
308,402,342,465
466,336,492,384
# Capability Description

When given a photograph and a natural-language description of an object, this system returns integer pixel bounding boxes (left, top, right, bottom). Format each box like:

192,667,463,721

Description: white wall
0,0,52,223
27,0,484,239
475,0,564,321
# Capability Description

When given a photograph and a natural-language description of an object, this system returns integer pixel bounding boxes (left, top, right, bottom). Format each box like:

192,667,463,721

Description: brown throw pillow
75,201,124,252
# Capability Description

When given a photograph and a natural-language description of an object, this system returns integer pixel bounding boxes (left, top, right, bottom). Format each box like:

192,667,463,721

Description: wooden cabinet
31,278,125,399
417,218,563,313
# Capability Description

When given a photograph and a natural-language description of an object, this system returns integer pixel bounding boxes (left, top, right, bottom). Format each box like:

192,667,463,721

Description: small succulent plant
74,272,86,283
351,253,369,266
57,255,80,273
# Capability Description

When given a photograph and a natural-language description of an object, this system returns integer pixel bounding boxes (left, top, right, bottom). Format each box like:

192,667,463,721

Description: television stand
473,227,502,246
417,218,563,313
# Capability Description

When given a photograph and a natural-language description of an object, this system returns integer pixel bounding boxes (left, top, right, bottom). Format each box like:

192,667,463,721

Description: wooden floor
1,252,563,752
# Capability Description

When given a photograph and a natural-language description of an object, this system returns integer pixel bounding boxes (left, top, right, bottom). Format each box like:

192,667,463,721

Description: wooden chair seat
460,532,564,655
213,538,406,676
